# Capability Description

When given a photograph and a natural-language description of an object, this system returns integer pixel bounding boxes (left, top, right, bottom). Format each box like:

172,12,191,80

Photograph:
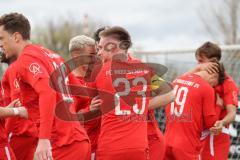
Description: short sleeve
223,79,239,107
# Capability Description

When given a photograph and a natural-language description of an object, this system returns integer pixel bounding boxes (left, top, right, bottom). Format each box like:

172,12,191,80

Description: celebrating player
164,62,224,160
95,26,174,160
68,35,102,159
94,26,167,160
0,43,38,160
0,12,90,160
190,42,238,160
0,98,28,160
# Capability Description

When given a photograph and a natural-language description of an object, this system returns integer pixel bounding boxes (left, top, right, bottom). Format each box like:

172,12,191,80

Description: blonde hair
69,35,95,52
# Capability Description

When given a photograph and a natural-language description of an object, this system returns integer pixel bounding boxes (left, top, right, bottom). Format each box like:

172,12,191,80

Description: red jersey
1,62,20,103
15,44,88,148
68,74,96,112
0,83,4,106
129,55,162,136
200,74,239,159
1,69,11,106
1,62,38,137
68,74,101,152
0,85,8,147
147,110,162,136
95,59,152,152
0,119,7,147
215,74,238,121
165,73,217,154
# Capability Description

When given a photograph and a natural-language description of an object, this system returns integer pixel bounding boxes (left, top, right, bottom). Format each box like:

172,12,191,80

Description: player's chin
211,82,218,87
4,53,12,59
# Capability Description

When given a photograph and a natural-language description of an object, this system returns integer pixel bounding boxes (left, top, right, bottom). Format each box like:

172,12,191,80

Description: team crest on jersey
29,63,42,75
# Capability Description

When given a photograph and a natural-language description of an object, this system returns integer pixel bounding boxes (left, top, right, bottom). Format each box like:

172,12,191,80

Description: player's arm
68,77,102,121
80,96,102,121
213,82,238,128
215,105,236,127
17,55,53,160
149,75,175,109
0,99,28,118
18,56,55,138
34,78,55,160
34,78,56,139
222,105,237,125
221,82,238,125
149,90,175,110
74,96,102,122
0,107,16,117
209,105,236,135
183,62,219,75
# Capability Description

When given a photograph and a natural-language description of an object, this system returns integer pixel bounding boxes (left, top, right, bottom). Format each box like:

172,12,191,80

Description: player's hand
210,120,223,135
17,107,28,119
196,62,219,74
36,139,52,160
7,99,21,108
90,96,103,111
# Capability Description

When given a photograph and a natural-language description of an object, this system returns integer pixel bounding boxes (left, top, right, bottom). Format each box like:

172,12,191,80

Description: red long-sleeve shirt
68,74,101,152
15,44,88,148
1,62,38,137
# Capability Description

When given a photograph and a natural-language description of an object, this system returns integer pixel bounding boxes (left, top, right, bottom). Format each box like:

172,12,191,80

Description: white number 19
170,85,188,117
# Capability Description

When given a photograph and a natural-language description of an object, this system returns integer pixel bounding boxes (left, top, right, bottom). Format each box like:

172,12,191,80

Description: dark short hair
218,63,226,84
93,26,109,42
195,42,221,61
0,12,31,40
210,59,225,84
99,26,132,50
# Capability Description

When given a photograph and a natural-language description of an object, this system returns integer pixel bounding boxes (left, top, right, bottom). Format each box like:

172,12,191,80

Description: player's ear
13,32,22,43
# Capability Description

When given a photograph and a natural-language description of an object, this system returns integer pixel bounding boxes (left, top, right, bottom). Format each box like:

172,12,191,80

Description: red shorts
164,146,200,160
96,148,149,160
52,140,91,160
0,144,16,160
148,134,165,160
201,133,230,160
9,135,37,160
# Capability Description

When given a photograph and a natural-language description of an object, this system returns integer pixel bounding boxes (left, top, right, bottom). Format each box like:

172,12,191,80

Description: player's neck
16,41,31,56
8,57,17,65
194,71,208,81
111,53,128,62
